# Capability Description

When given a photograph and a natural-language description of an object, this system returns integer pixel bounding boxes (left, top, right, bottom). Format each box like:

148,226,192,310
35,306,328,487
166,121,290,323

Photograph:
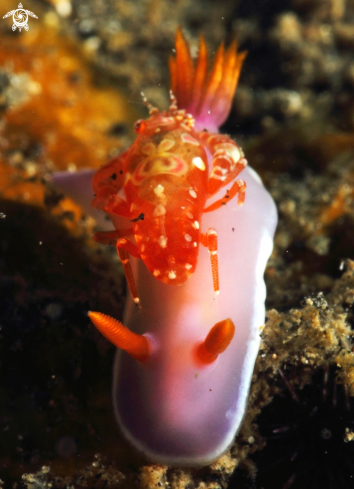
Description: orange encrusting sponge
88,311,149,362
169,28,247,129
195,318,235,365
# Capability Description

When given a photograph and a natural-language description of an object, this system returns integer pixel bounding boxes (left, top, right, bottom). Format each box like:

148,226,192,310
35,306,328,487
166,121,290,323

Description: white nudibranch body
111,166,277,466
52,165,277,466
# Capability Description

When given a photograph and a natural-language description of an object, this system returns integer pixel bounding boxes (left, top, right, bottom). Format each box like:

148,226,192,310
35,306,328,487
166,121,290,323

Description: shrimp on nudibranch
52,28,278,467
90,28,248,303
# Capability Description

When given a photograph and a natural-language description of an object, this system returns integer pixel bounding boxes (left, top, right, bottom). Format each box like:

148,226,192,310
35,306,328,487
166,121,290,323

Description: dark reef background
1,0,354,487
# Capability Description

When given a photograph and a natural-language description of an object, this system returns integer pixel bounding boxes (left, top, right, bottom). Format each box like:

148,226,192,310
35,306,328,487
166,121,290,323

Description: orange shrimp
91,29,247,303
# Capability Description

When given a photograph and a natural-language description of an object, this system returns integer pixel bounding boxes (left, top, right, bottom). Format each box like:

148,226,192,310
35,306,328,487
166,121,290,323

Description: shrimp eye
134,119,146,133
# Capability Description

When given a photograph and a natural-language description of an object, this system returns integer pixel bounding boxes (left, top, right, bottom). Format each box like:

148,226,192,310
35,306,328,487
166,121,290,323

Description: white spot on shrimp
211,173,227,181
193,242,197,247
185,263,193,270
229,146,241,163
153,269,161,276
184,234,192,242
192,221,199,230
192,156,206,171
168,270,177,279
153,184,165,196
189,188,197,199
214,144,241,164
153,204,166,217
215,165,228,175
158,235,168,248
186,211,193,219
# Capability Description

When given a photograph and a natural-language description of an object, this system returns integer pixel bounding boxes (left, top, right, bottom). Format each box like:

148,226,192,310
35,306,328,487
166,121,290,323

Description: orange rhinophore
91,29,248,303
195,318,235,365
88,311,150,362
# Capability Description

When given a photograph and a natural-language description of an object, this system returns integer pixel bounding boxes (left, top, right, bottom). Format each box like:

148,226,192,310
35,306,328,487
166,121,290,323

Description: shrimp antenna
141,92,159,115
169,90,178,112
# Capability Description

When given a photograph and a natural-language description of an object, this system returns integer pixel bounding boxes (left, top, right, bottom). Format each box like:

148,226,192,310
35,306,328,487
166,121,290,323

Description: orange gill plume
169,28,247,130
88,311,150,362
195,318,235,365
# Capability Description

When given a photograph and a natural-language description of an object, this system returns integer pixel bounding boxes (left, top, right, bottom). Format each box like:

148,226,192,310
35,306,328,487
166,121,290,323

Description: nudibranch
52,29,277,466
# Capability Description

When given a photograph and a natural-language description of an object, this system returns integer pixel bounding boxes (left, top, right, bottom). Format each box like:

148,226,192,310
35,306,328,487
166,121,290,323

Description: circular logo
13,9,28,30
